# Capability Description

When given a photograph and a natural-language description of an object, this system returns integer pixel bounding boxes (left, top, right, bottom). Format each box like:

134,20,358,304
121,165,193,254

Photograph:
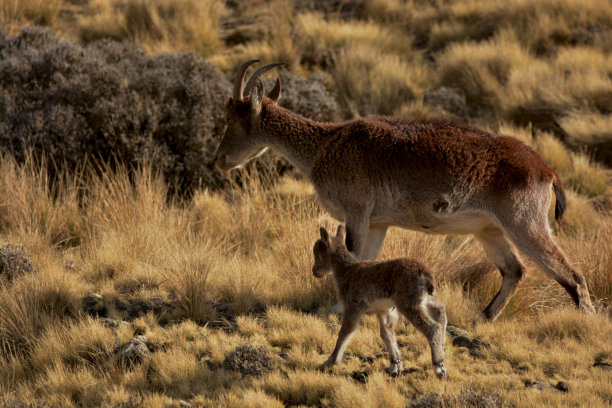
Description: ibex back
215,60,595,321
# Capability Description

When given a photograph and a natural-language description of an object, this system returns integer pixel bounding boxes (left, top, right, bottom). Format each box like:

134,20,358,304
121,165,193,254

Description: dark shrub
0,27,230,194
223,344,272,375
0,244,35,282
264,70,341,123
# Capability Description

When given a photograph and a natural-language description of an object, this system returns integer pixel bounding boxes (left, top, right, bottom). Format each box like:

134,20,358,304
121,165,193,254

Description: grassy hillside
0,0,611,407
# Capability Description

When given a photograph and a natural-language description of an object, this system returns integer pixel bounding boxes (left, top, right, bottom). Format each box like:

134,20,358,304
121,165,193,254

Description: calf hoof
388,359,403,377
388,364,402,377
434,362,446,379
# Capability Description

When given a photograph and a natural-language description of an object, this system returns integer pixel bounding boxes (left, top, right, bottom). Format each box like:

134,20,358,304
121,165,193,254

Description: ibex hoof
388,360,403,377
389,366,402,377
580,301,595,314
434,362,447,379
318,359,336,371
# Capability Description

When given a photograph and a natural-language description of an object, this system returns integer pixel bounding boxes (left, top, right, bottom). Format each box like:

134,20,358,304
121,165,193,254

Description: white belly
366,298,396,314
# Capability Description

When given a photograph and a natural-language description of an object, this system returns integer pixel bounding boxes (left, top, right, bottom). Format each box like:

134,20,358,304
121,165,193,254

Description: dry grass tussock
0,157,610,407
70,0,227,55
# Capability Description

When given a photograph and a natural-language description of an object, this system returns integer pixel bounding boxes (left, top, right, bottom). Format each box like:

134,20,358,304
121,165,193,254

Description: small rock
350,370,369,383
113,335,152,367
594,356,612,371
114,296,170,320
446,326,490,357
223,344,271,376
250,302,267,315
423,87,470,119
99,317,127,329
82,293,107,317
212,302,235,320
515,364,529,372
359,355,374,364
555,381,569,393
64,261,75,270
405,367,422,374
178,400,191,407
525,380,555,391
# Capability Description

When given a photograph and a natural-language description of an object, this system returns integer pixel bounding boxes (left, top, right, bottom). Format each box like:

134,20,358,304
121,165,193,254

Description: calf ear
320,227,330,245
267,78,281,103
336,225,346,241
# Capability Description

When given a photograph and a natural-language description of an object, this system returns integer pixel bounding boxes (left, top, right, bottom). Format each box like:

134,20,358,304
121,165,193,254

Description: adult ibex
214,60,595,321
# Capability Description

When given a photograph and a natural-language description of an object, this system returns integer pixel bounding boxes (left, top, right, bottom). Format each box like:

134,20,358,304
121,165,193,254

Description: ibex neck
258,99,332,175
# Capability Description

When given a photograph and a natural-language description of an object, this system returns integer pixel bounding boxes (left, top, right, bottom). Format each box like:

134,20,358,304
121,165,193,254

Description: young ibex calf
313,225,447,378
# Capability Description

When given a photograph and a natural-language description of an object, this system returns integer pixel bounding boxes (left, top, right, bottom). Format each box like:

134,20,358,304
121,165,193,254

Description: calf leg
322,308,363,368
377,308,402,376
476,227,526,321
400,298,447,379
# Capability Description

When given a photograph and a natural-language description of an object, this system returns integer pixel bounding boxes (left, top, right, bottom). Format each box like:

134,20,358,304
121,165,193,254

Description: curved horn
243,62,286,98
233,59,260,101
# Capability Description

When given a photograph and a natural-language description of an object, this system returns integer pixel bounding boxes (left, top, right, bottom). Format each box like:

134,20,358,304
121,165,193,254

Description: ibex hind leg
507,223,594,313
476,227,526,321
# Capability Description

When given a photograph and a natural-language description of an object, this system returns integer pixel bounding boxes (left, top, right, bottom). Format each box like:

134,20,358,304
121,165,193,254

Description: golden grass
295,12,415,57
75,0,227,55
333,42,428,116
438,30,533,112
0,157,609,407
0,0,59,30
2,0,612,405
560,112,612,148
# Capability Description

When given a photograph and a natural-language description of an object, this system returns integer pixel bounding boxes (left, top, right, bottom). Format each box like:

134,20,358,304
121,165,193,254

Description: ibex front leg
362,225,388,260
343,206,372,258
331,209,371,314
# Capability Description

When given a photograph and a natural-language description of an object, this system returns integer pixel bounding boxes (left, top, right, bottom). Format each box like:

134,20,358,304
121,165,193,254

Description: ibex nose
215,154,232,172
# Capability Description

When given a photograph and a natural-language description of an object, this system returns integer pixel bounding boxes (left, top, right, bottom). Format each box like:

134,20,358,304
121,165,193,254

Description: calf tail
418,272,436,296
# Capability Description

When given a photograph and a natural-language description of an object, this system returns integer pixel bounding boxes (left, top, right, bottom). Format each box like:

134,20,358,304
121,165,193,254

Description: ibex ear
320,227,330,246
267,78,281,103
250,79,265,112
336,225,346,241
